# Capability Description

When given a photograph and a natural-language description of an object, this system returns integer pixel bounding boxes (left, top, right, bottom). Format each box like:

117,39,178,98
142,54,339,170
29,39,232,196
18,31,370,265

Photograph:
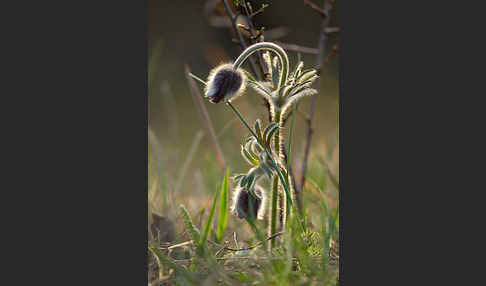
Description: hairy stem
270,176,278,249
273,111,287,232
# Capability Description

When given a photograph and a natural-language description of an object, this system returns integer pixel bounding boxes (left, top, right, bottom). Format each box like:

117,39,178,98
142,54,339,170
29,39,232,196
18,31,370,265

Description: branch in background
299,0,333,193
222,0,261,79
173,130,205,194
303,0,328,19
240,1,267,78
224,0,273,120
326,27,340,34
261,26,290,41
248,3,269,18
324,42,340,64
274,41,319,55
184,64,226,171
318,157,339,190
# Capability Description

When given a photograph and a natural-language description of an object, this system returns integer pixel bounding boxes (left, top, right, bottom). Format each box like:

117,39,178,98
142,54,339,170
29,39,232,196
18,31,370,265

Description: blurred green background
148,0,339,238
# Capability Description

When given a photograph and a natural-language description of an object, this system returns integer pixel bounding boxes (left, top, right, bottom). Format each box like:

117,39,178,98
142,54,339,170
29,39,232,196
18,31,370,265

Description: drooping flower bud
204,64,246,104
231,185,267,220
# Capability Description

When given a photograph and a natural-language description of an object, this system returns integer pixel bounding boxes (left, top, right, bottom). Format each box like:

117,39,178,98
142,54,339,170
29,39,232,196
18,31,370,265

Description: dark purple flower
205,64,246,103
231,186,267,220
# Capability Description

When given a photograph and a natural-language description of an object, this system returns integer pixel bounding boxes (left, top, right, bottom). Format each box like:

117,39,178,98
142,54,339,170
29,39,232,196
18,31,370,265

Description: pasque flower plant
191,42,318,247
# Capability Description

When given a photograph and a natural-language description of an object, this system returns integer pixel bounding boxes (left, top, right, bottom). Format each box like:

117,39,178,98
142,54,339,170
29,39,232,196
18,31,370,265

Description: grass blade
254,119,262,141
287,101,296,171
216,169,229,243
201,180,221,245
241,145,259,166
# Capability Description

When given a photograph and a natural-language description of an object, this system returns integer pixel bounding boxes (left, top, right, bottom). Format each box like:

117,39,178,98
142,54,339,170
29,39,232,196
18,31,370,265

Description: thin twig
185,64,226,171
148,269,173,286
166,240,194,250
174,131,204,194
249,4,267,18
303,0,328,18
240,1,277,122
326,27,340,34
214,241,229,257
208,231,283,251
161,232,283,254
274,41,319,55
300,0,333,193
222,0,261,79
240,1,267,78
318,157,339,189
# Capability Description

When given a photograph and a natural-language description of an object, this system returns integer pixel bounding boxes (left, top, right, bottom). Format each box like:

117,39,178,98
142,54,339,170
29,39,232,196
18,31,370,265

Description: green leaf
201,179,221,245
298,69,317,83
250,140,262,154
245,135,254,143
265,124,279,146
248,81,273,98
280,85,293,98
216,169,229,243
245,140,259,159
179,204,201,244
243,210,266,244
288,84,308,98
233,174,246,184
254,119,262,141
241,145,259,166
240,175,249,188
263,122,278,139
246,174,255,190
293,61,304,81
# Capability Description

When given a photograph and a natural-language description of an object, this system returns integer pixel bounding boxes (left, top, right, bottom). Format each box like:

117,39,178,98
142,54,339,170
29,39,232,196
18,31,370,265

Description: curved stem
233,42,289,90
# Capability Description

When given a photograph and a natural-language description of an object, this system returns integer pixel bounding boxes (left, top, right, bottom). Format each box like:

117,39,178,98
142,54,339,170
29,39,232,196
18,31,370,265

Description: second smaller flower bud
231,185,267,220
